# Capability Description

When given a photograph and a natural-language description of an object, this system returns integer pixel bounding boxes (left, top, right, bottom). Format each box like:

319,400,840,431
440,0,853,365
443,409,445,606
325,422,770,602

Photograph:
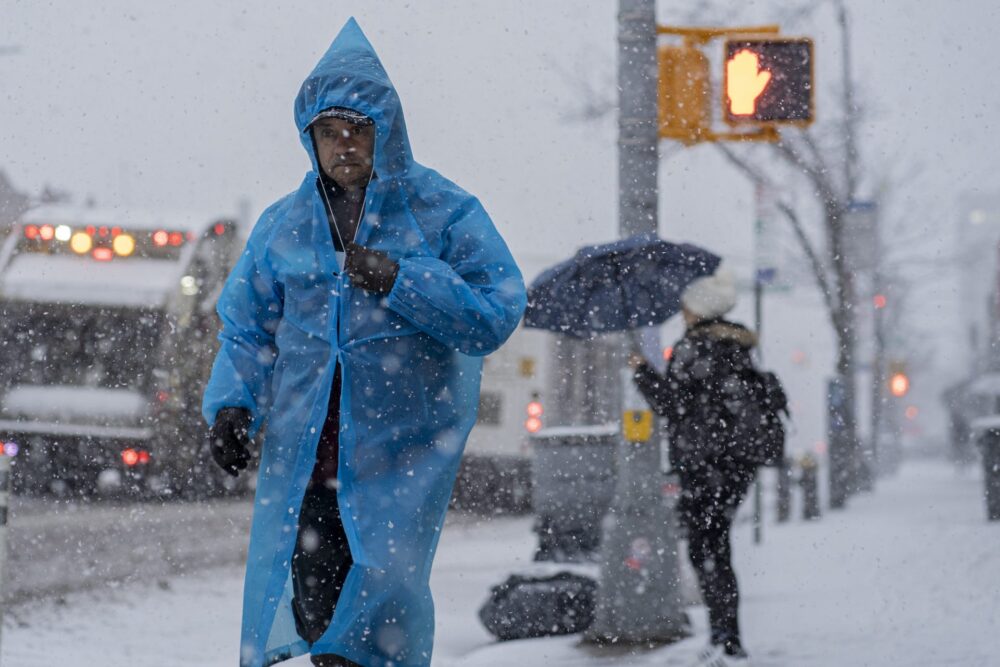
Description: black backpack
478,572,597,640
744,369,789,466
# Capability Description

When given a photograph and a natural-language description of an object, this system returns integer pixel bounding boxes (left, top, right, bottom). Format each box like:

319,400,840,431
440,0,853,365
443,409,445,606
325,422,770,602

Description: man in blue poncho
202,18,526,667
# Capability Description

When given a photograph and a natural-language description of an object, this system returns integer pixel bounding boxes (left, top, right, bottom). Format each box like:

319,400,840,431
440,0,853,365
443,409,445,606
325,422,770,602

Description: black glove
345,242,399,293
208,407,252,477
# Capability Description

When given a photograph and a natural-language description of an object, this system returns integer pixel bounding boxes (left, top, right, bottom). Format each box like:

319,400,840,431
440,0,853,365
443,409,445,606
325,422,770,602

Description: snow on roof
970,414,1000,433
0,254,183,308
21,204,226,233
530,423,620,440
2,384,148,423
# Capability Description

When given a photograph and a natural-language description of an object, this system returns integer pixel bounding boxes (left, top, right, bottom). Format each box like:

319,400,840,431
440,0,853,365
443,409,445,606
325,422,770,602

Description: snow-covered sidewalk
4,460,997,666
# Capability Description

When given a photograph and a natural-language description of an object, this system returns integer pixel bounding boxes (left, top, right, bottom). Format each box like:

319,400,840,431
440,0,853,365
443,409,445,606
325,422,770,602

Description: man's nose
333,142,357,156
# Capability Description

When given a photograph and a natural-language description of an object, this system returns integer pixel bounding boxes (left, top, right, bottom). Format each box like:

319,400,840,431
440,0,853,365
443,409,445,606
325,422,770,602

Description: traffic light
889,372,910,398
723,38,814,125
525,397,543,434
658,44,711,144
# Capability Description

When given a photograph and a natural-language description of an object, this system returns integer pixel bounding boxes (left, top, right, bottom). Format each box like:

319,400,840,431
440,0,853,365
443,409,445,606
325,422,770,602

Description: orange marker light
726,49,771,116
70,232,93,254
113,233,136,257
889,373,910,398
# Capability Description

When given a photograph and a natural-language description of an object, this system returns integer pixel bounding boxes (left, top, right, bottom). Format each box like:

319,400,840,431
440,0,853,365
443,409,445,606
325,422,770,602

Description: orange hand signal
727,49,771,115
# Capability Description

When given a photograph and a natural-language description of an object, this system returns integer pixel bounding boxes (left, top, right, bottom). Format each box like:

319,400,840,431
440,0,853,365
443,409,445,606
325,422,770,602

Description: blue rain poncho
202,18,526,667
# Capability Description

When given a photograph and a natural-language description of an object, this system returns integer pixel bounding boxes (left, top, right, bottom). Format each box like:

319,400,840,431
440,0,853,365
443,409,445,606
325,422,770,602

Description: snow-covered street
4,459,997,666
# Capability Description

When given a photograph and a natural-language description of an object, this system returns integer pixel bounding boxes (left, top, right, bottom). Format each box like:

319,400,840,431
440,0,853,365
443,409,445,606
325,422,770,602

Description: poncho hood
294,17,413,177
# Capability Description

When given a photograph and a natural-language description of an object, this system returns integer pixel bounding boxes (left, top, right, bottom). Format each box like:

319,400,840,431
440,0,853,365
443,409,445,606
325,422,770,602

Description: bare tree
558,0,908,505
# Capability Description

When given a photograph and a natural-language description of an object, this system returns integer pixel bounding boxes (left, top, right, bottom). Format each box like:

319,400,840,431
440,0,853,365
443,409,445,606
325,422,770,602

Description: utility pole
0,454,10,659
752,182,767,544
586,0,688,645
836,0,863,502
868,197,886,480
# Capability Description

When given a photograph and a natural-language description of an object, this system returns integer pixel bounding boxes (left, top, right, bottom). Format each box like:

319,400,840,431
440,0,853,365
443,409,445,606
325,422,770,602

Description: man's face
312,117,375,189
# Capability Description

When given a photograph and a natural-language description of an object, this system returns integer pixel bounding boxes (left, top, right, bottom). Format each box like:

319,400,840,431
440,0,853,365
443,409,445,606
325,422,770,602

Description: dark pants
680,469,752,652
291,366,358,666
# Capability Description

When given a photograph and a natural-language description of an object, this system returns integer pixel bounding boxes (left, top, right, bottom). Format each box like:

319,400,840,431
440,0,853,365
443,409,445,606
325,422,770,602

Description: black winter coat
634,319,761,519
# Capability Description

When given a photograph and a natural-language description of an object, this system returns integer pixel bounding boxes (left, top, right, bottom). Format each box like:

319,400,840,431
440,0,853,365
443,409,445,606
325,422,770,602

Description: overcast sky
3,1,997,258
2,0,998,418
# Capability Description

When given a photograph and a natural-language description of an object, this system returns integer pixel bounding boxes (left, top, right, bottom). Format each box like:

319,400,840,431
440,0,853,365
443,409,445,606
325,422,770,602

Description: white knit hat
681,268,737,319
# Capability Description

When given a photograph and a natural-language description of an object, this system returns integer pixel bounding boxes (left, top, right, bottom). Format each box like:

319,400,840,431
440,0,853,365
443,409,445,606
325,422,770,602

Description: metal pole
776,457,792,523
586,0,688,644
836,0,858,200
752,184,765,545
869,205,885,478
616,0,659,238
0,454,10,657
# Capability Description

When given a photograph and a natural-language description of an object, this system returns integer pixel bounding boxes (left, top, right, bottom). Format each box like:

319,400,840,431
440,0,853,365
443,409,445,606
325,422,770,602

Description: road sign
723,38,814,125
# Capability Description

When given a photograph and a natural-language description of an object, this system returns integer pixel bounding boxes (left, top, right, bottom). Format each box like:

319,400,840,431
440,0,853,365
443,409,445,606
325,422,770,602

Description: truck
0,204,241,496
453,323,553,512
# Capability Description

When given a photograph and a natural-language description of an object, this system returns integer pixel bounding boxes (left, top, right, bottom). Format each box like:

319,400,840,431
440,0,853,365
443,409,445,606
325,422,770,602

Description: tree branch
771,134,843,207
715,143,838,316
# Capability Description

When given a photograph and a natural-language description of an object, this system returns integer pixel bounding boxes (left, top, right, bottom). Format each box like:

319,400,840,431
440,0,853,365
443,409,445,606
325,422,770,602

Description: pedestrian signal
723,38,814,125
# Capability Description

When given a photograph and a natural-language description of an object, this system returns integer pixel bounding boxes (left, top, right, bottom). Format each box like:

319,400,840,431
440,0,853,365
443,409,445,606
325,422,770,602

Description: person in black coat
630,269,758,662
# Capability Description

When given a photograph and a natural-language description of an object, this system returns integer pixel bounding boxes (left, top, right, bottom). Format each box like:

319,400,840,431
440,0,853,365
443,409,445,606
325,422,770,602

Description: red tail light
121,448,139,466
93,247,113,262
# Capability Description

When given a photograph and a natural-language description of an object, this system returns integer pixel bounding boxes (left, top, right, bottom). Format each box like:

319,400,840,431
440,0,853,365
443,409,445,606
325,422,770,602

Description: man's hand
345,242,399,293
208,407,253,477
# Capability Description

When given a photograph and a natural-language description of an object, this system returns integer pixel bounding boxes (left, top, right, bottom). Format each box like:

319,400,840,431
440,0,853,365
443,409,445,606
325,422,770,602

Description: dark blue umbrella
524,233,720,338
